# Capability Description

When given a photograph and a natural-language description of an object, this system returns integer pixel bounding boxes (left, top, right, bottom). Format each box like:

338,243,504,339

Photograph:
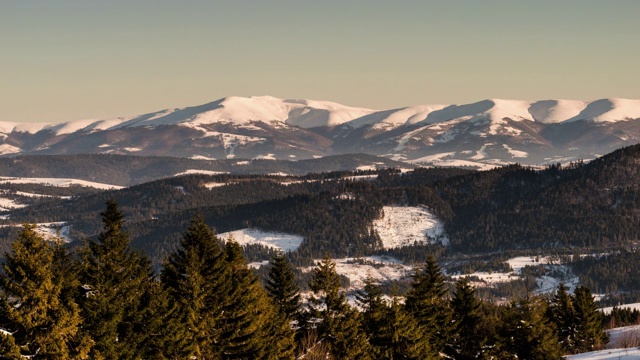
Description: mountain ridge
1,96,640,167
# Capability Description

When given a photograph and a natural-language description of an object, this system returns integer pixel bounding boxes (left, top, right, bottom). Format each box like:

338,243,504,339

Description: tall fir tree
572,286,608,353
265,252,301,322
306,255,371,359
499,296,563,360
220,240,295,359
356,277,435,359
0,224,92,359
161,215,230,359
79,199,153,360
447,277,485,360
404,255,452,354
548,282,578,353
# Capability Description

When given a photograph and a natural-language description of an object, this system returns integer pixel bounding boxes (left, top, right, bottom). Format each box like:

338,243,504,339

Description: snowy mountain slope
1,96,640,166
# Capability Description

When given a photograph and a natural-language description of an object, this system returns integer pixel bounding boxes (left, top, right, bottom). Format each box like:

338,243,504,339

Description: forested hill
3,145,640,267
0,153,413,186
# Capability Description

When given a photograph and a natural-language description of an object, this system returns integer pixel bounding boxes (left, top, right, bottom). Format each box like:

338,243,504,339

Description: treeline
0,201,609,359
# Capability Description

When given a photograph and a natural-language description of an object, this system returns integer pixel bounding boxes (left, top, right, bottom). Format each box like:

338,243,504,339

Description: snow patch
217,228,303,252
173,169,228,177
503,144,528,158
0,176,123,190
190,155,216,160
373,206,448,248
0,144,21,155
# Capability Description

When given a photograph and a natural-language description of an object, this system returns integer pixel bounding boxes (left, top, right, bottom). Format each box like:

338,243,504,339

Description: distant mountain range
2,96,640,168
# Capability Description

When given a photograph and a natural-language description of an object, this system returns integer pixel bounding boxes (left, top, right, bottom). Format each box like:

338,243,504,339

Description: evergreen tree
161,215,229,359
572,286,608,353
404,255,452,354
356,277,435,359
220,240,295,359
265,252,301,321
548,283,577,353
79,199,152,359
0,224,92,359
306,255,371,359
448,277,485,360
499,296,563,360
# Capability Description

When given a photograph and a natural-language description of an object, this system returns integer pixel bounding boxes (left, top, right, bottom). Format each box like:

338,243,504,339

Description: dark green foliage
499,296,564,360
161,215,229,358
604,306,640,328
549,283,578,353
79,199,153,359
572,286,608,353
305,256,371,359
447,277,485,360
357,277,435,359
0,224,92,359
404,255,452,354
219,240,294,359
265,252,301,321
571,250,640,294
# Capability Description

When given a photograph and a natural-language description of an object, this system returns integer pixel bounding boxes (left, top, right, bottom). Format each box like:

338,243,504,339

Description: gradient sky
1,0,639,123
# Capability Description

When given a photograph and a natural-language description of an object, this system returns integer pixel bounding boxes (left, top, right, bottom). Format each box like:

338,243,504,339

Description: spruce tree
220,240,295,359
265,252,301,321
572,286,608,353
404,255,452,354
79,199,152,359
306,255,371,359
499,296,563,360
448,277,484,360
161,215,229,359
548,282,577,353
356,277,435,359
0,223,92,359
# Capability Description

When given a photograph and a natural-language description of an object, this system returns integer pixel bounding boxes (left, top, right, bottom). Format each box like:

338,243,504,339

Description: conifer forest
4,144,640,358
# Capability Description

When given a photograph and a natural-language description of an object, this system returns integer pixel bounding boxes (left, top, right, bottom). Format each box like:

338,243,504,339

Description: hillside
1,96,639,167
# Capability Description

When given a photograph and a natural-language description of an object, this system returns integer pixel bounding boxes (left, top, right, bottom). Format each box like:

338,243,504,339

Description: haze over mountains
2,96,640,168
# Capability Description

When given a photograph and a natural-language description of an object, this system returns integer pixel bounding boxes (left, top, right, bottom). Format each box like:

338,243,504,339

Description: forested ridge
0,202,610,358
2,145,640,302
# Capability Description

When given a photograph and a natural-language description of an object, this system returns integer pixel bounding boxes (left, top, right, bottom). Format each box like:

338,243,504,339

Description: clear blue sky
1,0,639,122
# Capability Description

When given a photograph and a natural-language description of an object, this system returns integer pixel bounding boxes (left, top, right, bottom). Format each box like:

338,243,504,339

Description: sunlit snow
217,228,303,252
373,206,448,248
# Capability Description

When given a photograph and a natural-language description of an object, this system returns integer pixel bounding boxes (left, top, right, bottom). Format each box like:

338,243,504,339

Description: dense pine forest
0,201,609,359
1,145,640,333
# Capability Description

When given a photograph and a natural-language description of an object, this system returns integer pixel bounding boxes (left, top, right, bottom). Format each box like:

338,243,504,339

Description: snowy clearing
567,325,640,358
373,206,448,248
217,228,303,252
452,256,579,294
203,182,231,189
173,169,228,177
0,176,123,190
0,222,71,242
300,256,412,291
567,348,640,359
0,197,26,211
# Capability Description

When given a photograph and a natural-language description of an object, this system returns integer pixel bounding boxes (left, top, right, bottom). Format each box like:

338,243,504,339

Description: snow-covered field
567,348,640,359
217,228,303,252
174,169,228,176
0,176,123,190
567,325,640,359
0,197,26,211
333,256,412,290
451,256,578,294
0,222,71,242
373,206,448,248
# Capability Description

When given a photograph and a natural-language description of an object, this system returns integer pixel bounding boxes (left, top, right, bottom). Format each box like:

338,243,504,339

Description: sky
1,0,639,123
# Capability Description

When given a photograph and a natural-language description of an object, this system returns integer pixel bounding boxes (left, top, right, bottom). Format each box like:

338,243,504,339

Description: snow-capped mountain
2,96,640,168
